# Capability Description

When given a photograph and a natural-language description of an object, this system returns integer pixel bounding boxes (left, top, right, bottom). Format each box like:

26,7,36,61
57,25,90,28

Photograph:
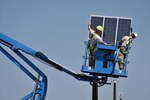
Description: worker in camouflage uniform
88,22,107,68
118,32,138,72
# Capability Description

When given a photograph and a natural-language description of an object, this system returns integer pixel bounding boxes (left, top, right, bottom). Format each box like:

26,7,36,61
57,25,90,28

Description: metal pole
112,78,119,100
92,82,98,100
113,82,116,100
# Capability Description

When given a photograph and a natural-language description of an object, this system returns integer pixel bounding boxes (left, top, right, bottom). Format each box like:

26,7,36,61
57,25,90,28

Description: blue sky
0,0,150,100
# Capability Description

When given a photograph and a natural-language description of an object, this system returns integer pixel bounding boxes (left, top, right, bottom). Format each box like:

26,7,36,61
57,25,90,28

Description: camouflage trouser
118,52,126,70
88,47,96,68
118,46,129,70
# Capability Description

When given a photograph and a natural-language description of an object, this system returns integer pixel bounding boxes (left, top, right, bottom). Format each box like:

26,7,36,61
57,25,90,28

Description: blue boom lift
0,15,133,100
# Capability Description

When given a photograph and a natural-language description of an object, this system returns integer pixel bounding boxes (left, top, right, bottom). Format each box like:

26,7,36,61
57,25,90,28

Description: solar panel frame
90,15,132,44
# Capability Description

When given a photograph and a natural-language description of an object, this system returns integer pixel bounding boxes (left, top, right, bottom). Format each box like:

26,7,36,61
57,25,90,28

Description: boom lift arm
0,33,105,99
0,33,102,81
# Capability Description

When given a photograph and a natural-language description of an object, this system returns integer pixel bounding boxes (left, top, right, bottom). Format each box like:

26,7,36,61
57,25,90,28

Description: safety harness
120,38,132,55
119,37,133,65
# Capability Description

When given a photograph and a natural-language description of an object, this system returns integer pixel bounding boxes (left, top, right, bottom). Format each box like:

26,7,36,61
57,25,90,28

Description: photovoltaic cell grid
103,18,117,44
117,19,132,41
91,16,103,31
90,15,132,44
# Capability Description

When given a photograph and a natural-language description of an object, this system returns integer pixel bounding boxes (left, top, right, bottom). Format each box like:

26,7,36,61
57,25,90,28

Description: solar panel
103,17,117,44
117,18,132,41
91,16,103,30
90,15,132,44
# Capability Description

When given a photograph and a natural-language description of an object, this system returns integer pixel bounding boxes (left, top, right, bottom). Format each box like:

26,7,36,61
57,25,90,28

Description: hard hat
96,25,103,31
132,32,138,38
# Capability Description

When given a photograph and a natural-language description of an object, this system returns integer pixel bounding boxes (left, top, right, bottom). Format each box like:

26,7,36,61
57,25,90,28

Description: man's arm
88,22,92,31
94,34,107,45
